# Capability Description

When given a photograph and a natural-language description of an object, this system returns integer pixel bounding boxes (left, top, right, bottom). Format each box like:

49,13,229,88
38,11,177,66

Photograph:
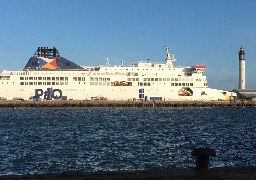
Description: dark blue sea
0,107,256,175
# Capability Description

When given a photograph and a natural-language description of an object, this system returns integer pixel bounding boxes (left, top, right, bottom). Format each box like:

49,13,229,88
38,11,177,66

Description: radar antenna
164,45,176,67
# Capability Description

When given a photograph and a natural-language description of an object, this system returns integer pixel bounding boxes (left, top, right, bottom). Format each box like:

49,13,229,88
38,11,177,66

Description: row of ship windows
19,77,113,82
20,77,69,81
141,78,194,81
90,77,111,81
20,82,70,85
138,82,195,86
89,77,196,82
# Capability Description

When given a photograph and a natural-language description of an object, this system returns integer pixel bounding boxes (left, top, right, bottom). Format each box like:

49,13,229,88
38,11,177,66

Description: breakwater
0,100,255,108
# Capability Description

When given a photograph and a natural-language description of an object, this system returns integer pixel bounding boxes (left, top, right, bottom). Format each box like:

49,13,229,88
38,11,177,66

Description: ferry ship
0,46,235,101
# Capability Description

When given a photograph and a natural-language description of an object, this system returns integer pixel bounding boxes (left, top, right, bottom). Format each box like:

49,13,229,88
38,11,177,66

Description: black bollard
191,147,216,169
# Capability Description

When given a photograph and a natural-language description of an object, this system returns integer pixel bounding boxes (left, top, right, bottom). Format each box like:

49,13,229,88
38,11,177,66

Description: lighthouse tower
238,46,245,89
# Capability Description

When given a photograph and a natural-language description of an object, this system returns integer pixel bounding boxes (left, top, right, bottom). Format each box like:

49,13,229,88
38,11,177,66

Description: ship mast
165,46,176,68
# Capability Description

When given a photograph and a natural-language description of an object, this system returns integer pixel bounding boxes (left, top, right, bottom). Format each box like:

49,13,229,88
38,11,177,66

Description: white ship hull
0,47,235,101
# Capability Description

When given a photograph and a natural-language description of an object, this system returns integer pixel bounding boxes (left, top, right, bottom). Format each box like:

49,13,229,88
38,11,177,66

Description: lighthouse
238,46,245,89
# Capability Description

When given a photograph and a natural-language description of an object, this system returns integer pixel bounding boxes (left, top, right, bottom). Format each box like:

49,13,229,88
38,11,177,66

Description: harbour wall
0,100,255,108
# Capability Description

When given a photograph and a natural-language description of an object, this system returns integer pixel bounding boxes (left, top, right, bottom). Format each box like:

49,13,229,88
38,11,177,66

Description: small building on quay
232,89,256,100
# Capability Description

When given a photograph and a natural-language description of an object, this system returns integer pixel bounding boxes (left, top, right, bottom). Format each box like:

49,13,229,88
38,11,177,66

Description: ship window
167,78,170,81
20,82,24,85
190,83,193,86
56,77,59,81
34,77,37,80
148,83,151,86
140,82,143,86
90,77,94,81
25,82,28,85
52,82,55,85
155,78,158,81
171,83,174,86
34,82,37,85
175,78,178,81
43,77,46,80
52,77,55,81
132,78,136,81
159,78,162,81
99,77,102,81
56,82,59,85
65,77,68,81
60,77,64,81
151,78,154,81
107,78,110,81
82,77,85,81
182,83,185,86
29,82,33,85
95,77,98,81
186,83,189,86
38,82,42,85
163,78,166,81
47,82,51,85
143,82,147,86
136,78,139,81
38,77,42,80
20,77,24,80
175,83,178,86
60,82,64,85
78,77,81,81
47,77,51,81
29,77,33,80
171,78,174,81
127,78,131,81
65,82,68,85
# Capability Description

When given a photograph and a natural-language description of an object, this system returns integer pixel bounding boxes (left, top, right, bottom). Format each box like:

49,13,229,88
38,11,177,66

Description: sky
0,0,256,90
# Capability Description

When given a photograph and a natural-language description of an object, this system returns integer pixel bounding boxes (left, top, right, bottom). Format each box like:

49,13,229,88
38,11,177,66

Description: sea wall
0,100,255,108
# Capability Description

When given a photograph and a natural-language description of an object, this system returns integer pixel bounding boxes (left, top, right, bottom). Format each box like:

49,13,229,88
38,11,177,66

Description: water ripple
0,107,255,175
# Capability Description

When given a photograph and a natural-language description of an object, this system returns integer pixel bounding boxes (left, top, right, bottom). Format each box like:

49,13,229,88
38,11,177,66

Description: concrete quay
0,100,255,108
1,167,256,180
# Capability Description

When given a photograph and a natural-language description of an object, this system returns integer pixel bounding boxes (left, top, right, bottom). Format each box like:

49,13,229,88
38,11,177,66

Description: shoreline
0,100,254,108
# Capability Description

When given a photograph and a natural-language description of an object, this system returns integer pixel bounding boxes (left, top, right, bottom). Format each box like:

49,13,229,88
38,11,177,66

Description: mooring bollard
191,147,216,169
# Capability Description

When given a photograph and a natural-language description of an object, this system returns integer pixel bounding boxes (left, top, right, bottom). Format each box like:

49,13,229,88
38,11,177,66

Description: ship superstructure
0,47,235,101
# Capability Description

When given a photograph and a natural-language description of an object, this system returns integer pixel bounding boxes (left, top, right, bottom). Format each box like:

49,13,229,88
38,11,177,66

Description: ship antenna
165,45,172,61
105,58,110,66
164,45,176,67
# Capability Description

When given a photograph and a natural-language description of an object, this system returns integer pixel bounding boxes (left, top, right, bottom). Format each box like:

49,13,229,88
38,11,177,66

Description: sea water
0,107,255,175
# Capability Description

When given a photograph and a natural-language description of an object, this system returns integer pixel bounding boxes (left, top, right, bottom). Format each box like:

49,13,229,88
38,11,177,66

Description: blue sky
0,0,256,90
